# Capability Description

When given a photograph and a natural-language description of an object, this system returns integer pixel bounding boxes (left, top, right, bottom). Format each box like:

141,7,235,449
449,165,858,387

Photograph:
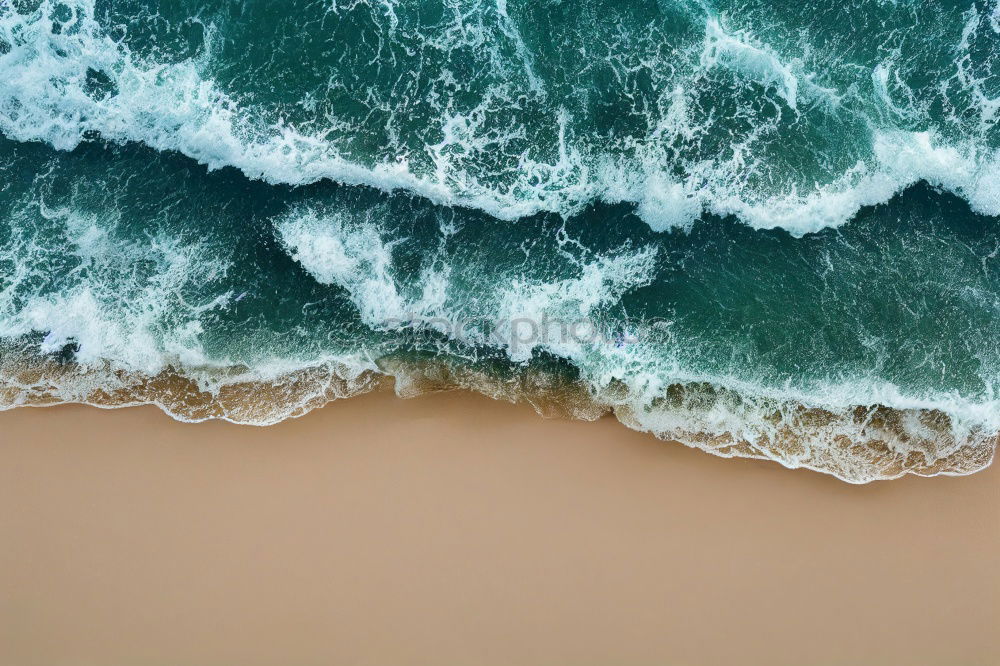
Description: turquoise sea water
1,0,998,481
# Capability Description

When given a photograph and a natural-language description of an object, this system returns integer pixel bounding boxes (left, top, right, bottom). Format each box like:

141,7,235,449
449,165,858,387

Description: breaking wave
1,0,1000,234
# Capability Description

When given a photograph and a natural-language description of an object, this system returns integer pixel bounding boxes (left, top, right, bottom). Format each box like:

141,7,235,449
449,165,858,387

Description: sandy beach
1,390,997,666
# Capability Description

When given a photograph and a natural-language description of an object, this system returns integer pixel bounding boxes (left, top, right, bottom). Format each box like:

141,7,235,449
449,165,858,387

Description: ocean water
0,0,998,482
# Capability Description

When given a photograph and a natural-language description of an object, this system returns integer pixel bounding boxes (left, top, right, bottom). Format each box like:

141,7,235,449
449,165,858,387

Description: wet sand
1,390,997,665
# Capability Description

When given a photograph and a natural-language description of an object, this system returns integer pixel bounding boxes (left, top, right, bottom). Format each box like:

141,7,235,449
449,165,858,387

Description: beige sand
1,390,997,666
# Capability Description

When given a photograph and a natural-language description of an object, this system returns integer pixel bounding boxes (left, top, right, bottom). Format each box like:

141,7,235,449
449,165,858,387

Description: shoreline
2,390,998,665
2,351,995,483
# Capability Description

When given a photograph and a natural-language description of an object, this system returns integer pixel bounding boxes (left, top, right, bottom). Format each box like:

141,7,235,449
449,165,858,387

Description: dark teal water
0,0,998,481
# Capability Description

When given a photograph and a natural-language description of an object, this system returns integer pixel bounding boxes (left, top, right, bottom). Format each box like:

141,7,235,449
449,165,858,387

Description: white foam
0,201,231,375
276,207,450,326
700,17,800,110
492,246,658,362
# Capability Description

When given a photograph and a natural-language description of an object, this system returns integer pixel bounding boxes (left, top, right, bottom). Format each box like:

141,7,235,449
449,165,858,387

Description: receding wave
2,350,995,483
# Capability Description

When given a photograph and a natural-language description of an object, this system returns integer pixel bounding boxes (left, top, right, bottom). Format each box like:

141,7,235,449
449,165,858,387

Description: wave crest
1,1,999,234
